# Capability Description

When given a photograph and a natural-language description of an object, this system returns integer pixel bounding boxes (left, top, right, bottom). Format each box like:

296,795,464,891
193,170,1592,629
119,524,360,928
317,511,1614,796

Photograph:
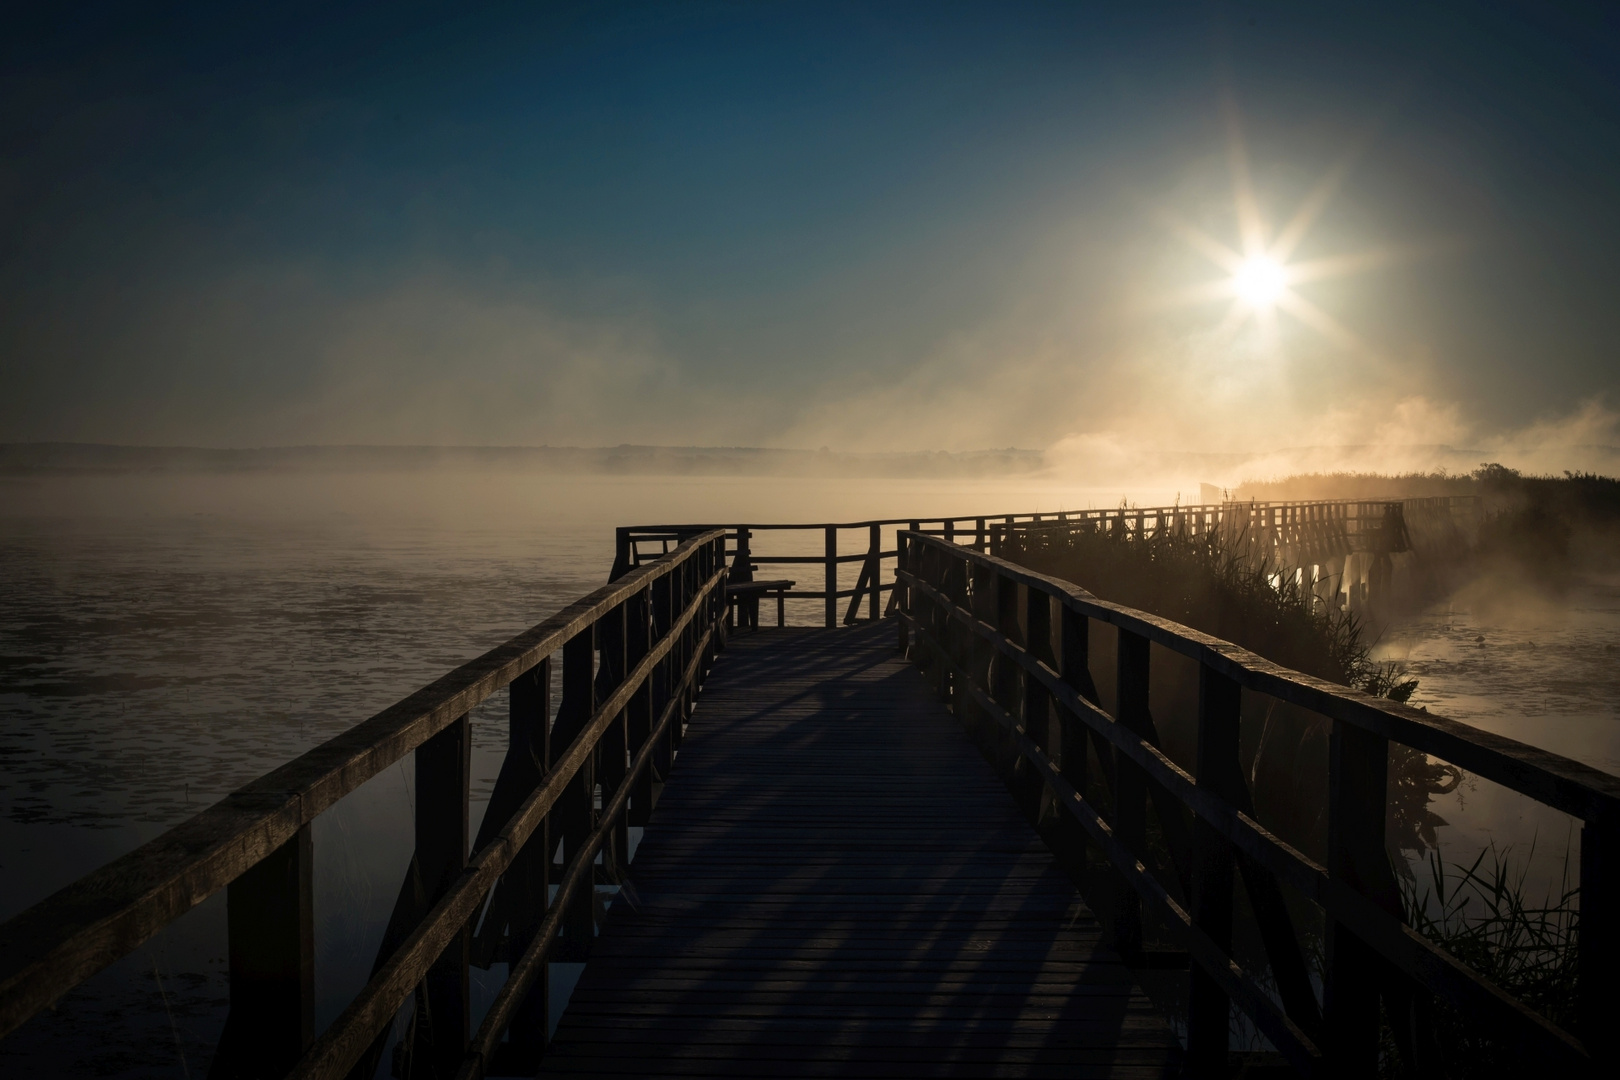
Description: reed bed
1386,845,1580,1078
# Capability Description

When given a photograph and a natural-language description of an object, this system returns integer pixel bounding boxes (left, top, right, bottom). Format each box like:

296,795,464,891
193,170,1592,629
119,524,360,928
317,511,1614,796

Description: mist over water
0,469,1144,901
1371,572,1620,909
0,466,1171,1076
2,464,1616,1075
1380,577,1620,776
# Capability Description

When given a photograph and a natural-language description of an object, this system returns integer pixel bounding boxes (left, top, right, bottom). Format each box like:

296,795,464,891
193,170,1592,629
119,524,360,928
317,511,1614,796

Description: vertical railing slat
501,658,551,1071
1188,663,1241,1067
415,713,471,1075
824,527,837,628
596,603,629,880
868,522,881,621
1579,820,1618,1042
1324,719,1396,1073
1112,629,1150,957
554,630,596,960
211,824,315,1079
626,588,653,832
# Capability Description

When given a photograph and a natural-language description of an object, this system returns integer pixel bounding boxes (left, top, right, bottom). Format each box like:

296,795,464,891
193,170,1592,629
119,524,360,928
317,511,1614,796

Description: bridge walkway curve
539,621,1183,1078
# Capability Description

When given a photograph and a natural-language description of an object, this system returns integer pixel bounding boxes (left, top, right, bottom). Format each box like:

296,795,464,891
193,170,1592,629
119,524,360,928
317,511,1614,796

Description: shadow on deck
539,622,1182,1078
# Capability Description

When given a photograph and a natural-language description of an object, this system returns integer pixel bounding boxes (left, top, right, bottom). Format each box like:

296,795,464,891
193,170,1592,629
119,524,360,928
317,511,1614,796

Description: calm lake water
2,470,1615,1076
0,470,1129,1077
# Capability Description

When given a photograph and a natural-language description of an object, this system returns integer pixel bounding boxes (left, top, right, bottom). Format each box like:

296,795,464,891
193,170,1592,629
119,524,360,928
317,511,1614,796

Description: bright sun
1233,256,1286,307
1151,104,1413,357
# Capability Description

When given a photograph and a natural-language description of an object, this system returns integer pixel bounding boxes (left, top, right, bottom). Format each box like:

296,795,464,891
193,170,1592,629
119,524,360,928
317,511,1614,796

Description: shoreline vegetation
1002,466,1610,1077
1238,465,1620,585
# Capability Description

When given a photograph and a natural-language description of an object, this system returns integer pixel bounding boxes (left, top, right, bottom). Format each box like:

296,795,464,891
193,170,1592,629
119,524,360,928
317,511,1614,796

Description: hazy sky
3,1,1618,459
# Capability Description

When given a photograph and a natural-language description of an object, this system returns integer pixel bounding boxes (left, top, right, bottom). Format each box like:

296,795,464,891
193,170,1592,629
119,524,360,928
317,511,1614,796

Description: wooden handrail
0,530,729,1072
615,495,1478,536
896,528,1613,1072
615,496,1481,628
901,533,1620,823
289,574,724,1080
901,567,1586,1064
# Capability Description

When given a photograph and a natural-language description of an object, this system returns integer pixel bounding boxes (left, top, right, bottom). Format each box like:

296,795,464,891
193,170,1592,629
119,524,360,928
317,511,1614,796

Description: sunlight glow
1140,96,1429,362
1233,256,1286,307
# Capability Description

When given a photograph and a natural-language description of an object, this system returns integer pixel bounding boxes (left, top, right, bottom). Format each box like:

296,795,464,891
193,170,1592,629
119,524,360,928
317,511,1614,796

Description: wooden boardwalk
540,622,1182,1078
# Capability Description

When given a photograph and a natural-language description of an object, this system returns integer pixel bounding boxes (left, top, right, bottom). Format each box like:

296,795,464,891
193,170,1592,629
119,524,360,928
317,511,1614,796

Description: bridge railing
0,530,730,1080
895,528,1616,1076
615,497,1480,628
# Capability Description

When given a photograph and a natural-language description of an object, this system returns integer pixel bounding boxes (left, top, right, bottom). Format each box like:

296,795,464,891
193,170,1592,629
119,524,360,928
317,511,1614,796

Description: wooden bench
725,578,794,630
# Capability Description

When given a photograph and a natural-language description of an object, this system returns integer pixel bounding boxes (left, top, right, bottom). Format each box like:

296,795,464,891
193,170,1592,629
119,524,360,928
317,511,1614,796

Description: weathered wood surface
540,622,1181,1078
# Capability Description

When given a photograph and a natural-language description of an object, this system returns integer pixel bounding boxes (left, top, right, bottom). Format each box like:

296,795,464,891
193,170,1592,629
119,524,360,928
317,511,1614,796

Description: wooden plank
540,623,1182,1077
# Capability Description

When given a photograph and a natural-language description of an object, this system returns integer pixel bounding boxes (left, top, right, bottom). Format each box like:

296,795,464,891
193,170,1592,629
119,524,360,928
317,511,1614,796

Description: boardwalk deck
539,622,1183,1078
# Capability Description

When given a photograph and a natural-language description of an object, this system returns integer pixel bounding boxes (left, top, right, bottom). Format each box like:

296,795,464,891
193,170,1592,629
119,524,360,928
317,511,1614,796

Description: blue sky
3,1,1618,454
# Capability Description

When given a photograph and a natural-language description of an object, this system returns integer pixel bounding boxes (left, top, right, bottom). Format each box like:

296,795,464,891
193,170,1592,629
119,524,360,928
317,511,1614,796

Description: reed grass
1385,844,1580,1078
1003,516,1393,689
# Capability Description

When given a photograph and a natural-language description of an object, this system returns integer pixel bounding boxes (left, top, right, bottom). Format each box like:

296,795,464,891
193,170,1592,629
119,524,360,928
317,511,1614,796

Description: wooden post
1057,603,1092,745
967,562,997,751
415,714,470,1075
1324,719,1393,1073
554,630,596,961
627,589,654,829
824,526,837,628
735,526,759,630
975,516,986,552
609,527,633,582
672,563,692,760
211,826,314,1079
1022,588,1055,823
898,525,920,654
1055,605,1094,864
502,659,551,1069
1578,820,1618,1042
992,574,1020,713
1187,664,1241,1067
868,522,881,621
655,570,679,773
1112,629,1150,957
1023,587,1052,743
706,537,723,667
596,604,629,879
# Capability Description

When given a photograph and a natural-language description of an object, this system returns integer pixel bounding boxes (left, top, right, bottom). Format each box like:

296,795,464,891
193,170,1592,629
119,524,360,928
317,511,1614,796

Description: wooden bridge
1,503,1613,1079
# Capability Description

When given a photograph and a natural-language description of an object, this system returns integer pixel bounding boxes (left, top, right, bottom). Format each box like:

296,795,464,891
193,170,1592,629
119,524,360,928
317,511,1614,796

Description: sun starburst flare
1141,99,1440,361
